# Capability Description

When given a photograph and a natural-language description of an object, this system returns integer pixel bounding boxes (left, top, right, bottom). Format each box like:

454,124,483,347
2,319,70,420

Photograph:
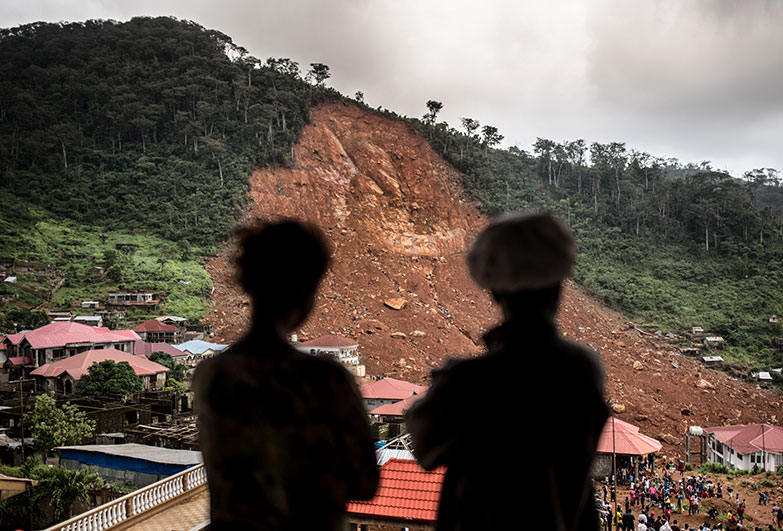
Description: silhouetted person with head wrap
407,212,608,531
194,220,378,530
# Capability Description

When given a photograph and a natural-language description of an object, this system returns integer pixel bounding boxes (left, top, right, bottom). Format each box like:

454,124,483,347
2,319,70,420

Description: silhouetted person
406,213,608,531
194,220,379,530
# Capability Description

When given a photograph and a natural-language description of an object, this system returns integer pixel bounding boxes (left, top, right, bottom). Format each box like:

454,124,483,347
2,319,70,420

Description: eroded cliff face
204,102,498,381
204,101,780,455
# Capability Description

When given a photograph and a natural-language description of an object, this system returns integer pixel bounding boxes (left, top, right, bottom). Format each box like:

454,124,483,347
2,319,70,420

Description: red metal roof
133,340,184,358
8,356,32,366
347,459,445,523
30,348,168,380
16,322,140,349
705,424,783,454
596,417,662,456
4,333,24,345
132,319,178,333
369,392,426,416
297,334,358,347
361,378,428,400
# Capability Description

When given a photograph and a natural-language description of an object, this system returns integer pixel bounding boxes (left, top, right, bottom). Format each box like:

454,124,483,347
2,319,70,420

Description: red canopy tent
596,417,662,481
597,417,662,456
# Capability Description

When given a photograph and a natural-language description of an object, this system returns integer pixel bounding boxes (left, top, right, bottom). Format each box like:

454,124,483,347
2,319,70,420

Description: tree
459,117,480,160
480,125,503,155
24,393,95,453
423,100,443,126
306,63,330,86
0,308,49,334
30,463,102,522
265,57,300,78
565,139,586,193
148,352,187,382
534,138,556,186
74,360,144,397
354,91,364,103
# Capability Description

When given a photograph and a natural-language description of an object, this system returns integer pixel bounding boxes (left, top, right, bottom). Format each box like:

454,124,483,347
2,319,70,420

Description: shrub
700,462,729,474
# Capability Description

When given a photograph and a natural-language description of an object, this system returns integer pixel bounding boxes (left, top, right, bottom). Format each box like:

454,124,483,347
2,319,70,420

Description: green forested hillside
1,17,781,374
0,17,334,327
0,16,320,245
411,113,783,371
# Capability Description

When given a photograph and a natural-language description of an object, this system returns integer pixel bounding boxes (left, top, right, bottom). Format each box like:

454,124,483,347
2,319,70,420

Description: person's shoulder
556,337,605,388
192,351,224,392
430,354,491,385
295,350,358,387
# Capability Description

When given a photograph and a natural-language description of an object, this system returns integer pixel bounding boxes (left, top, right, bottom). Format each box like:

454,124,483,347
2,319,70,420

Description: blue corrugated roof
174,339,229,355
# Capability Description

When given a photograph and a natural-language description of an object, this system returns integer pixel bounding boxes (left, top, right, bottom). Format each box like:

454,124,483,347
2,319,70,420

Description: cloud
1,0,781,175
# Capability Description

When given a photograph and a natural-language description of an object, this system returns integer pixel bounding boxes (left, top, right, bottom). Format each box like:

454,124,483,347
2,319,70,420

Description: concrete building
361,377,428,410
704,424,783,472
107,293,159,308
294,334,365,376
173,340,228,366
133,319,179,343
31,348,169,395
1,321,140,367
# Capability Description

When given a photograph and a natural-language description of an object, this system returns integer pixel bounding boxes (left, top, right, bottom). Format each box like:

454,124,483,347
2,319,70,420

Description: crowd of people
595,459,783,531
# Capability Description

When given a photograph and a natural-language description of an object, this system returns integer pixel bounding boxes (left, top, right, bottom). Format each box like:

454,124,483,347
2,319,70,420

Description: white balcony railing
46,464,207,531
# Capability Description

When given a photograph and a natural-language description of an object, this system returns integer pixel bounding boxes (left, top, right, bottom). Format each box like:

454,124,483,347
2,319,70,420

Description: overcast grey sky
3,0,782,176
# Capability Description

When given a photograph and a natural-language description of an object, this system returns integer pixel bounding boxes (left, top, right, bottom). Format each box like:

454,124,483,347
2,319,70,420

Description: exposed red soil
203,101,781,459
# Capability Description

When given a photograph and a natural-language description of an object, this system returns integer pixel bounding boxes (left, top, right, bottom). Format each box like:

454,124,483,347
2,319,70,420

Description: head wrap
467,213,576,293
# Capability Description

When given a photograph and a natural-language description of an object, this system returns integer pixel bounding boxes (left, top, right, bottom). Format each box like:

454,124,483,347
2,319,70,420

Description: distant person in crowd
623,508,637,531
194,220,379,530
407,213,608,530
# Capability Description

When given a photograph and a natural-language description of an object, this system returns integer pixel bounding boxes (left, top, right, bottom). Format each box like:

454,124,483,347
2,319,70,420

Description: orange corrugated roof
361,378,428,400
30,348,168,380
297,334,358,347
347,459,445,523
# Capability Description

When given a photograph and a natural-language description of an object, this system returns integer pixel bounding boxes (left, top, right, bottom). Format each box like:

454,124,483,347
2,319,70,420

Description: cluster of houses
1,311,782,529
683,326,783,380
0,315,229,397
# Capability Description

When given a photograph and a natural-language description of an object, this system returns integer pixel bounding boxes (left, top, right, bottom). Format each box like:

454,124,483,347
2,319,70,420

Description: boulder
610,402,626,413
385,297,407,310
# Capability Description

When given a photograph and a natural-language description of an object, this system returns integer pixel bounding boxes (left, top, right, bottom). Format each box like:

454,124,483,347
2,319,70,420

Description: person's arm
338,367,379,501
405,362,460,470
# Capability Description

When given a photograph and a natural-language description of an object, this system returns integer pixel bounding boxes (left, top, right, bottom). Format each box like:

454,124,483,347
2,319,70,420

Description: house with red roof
30,348,169,395
369,392,426,423
294,334,365,376
1,322,140,368
361,377,428,410
704,423,783,472
347,458,445,530
132,319,180,343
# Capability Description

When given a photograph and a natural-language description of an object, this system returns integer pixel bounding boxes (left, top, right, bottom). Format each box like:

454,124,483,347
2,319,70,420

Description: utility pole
612,416,617,488
19,375,25,462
